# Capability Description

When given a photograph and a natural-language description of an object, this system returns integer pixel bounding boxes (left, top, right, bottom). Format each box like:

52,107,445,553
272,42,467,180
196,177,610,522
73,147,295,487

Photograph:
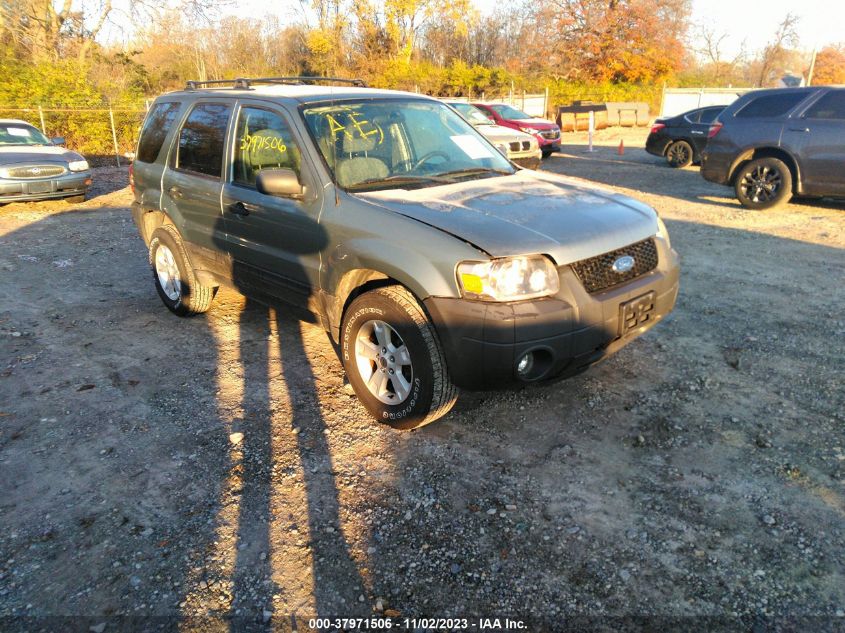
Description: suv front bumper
424,244,680,390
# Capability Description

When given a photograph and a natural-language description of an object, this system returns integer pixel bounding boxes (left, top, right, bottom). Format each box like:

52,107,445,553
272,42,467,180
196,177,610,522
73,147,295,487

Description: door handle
788,127,810,133
228,201,256,216
168,186,183,199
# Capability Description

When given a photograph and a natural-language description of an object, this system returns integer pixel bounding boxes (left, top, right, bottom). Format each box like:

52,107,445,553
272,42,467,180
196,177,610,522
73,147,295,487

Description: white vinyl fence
660,87,754,117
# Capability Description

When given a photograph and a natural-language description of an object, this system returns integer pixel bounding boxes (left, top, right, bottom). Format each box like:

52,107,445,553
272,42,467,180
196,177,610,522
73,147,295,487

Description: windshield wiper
432,167,513,180
346,174,448,191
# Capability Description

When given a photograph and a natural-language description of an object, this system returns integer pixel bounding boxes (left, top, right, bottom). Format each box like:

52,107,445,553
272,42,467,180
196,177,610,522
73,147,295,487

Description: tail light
707,122,723,139
128,162,134,194
650,122,665,134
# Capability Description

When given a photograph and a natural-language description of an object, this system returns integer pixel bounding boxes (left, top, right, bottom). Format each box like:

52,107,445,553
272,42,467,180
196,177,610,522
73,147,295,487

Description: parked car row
128,78,679,428
646,86,845,210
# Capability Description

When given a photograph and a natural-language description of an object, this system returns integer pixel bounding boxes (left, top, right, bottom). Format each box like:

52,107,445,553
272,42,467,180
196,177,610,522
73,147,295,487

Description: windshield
302,98,514,191
448,102,494,126
490,104,531,120
0,123,50,146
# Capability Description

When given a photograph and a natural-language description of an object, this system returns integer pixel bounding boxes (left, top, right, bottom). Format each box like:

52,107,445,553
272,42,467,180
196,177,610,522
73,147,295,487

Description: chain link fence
0,104,149,166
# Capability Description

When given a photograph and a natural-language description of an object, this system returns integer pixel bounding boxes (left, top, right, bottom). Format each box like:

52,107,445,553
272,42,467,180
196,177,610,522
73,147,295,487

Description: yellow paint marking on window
239,132,287,154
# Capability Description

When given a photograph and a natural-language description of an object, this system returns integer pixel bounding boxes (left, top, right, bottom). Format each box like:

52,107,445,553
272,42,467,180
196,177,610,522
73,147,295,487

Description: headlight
457,255,559,301
68,160,89,172
522,127,541,134
656,216,671,249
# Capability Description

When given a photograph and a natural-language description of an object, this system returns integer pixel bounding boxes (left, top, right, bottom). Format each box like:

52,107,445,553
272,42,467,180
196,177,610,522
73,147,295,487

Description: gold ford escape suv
130,77,680,429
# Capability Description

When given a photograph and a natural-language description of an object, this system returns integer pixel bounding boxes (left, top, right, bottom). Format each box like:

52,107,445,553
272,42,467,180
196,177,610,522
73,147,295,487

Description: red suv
473,102,561,157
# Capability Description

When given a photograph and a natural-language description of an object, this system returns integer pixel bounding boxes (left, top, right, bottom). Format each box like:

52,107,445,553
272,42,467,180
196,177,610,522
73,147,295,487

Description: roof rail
184,76,368,90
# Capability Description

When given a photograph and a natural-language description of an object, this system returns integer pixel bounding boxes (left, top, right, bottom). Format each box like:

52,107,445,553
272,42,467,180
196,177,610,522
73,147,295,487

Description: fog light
516,352,534,377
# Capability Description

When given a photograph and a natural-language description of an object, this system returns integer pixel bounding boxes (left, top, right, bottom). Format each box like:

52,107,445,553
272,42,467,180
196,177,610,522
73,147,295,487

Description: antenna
331,81,340,206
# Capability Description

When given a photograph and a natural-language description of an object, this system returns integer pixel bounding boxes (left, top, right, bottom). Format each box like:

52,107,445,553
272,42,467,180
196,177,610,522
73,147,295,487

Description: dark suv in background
701,87,845,209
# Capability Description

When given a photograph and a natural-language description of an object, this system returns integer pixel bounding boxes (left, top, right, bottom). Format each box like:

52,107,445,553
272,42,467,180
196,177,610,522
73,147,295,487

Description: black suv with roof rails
701,86,845,209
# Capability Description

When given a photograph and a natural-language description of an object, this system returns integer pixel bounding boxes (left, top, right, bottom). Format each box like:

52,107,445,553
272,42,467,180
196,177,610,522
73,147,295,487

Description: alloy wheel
154,244,182,301
740,165,782,203
354,320,414,405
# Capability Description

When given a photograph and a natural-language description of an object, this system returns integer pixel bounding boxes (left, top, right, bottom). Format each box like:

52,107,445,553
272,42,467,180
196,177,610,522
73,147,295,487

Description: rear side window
735,93,806,119
173,103,232,178
803,90,845,120
136,102,181,163
699,108,722,124
683,110,701,123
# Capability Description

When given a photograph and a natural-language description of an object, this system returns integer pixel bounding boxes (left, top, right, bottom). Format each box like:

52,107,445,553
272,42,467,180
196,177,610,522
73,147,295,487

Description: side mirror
256,168,305,199
51,137,66,146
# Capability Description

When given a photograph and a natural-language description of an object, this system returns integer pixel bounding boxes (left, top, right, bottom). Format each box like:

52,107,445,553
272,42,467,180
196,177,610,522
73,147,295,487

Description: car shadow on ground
546,144,740,209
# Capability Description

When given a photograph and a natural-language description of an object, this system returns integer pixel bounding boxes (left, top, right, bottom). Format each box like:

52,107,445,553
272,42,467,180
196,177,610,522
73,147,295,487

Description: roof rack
184,76,368,91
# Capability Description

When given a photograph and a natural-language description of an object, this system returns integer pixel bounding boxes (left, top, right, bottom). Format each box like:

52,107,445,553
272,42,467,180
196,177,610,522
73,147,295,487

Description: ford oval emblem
612,255,635,274
31,167,41,175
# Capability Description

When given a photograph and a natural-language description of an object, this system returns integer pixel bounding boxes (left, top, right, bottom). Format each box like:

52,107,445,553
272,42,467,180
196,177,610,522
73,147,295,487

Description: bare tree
0,0,214,65
756,12,800,87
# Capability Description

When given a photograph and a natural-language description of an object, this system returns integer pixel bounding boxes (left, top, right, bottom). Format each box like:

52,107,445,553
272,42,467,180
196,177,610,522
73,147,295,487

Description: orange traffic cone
618,140,625,156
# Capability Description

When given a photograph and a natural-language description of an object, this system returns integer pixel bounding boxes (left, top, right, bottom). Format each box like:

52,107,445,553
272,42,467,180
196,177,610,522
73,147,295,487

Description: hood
0,145,83,165
357,170,658,264
511,118,557,129
476,124,536,145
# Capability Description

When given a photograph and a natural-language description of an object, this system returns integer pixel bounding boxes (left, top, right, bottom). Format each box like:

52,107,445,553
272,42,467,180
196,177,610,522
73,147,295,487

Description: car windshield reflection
302,99,515,191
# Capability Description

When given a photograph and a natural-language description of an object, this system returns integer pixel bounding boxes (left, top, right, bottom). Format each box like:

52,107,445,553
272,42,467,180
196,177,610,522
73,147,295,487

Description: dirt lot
1,129,843,632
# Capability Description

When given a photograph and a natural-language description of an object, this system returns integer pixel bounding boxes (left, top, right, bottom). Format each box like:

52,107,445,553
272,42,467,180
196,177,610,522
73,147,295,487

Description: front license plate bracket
619,291,656,336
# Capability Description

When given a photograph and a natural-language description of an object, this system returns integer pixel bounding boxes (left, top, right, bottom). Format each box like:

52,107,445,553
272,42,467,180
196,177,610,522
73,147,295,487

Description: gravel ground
1,129,843,632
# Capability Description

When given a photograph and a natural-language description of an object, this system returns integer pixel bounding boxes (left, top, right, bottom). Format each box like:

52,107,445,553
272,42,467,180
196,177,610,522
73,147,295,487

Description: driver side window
232,107,301,187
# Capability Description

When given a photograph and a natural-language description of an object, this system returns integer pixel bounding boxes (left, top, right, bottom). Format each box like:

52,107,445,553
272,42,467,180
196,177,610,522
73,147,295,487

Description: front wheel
734,157,793,210
149,225,216,316
340,286,457,429
665,140,693,168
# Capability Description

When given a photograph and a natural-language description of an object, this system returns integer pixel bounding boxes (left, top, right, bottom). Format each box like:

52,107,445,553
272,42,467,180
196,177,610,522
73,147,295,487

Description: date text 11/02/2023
307,618,526,630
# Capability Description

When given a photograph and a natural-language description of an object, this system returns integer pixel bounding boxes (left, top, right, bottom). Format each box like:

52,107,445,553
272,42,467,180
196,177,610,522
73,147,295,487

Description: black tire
665,140,693,168
148,225,216,316
734,157,793,210
64,194,86,204
340,285,458,429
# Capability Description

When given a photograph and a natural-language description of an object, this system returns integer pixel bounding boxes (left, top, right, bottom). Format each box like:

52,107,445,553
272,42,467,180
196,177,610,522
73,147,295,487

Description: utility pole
806,47,818,86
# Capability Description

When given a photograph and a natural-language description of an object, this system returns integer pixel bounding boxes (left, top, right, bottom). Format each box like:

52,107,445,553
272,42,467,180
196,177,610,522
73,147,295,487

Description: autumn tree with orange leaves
812,45,845,85
526,0,691,82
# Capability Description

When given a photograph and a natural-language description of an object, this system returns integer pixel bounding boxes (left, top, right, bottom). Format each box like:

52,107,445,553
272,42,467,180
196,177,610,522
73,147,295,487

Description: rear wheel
149,225,216,316
734,157,793,210
665,140,693,168
340,285,457,429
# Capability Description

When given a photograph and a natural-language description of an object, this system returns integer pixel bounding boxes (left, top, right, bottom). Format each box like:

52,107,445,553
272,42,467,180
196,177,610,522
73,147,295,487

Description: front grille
6,165,66,179
508,141,535,153
570,238,658,293
541,128,560,140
